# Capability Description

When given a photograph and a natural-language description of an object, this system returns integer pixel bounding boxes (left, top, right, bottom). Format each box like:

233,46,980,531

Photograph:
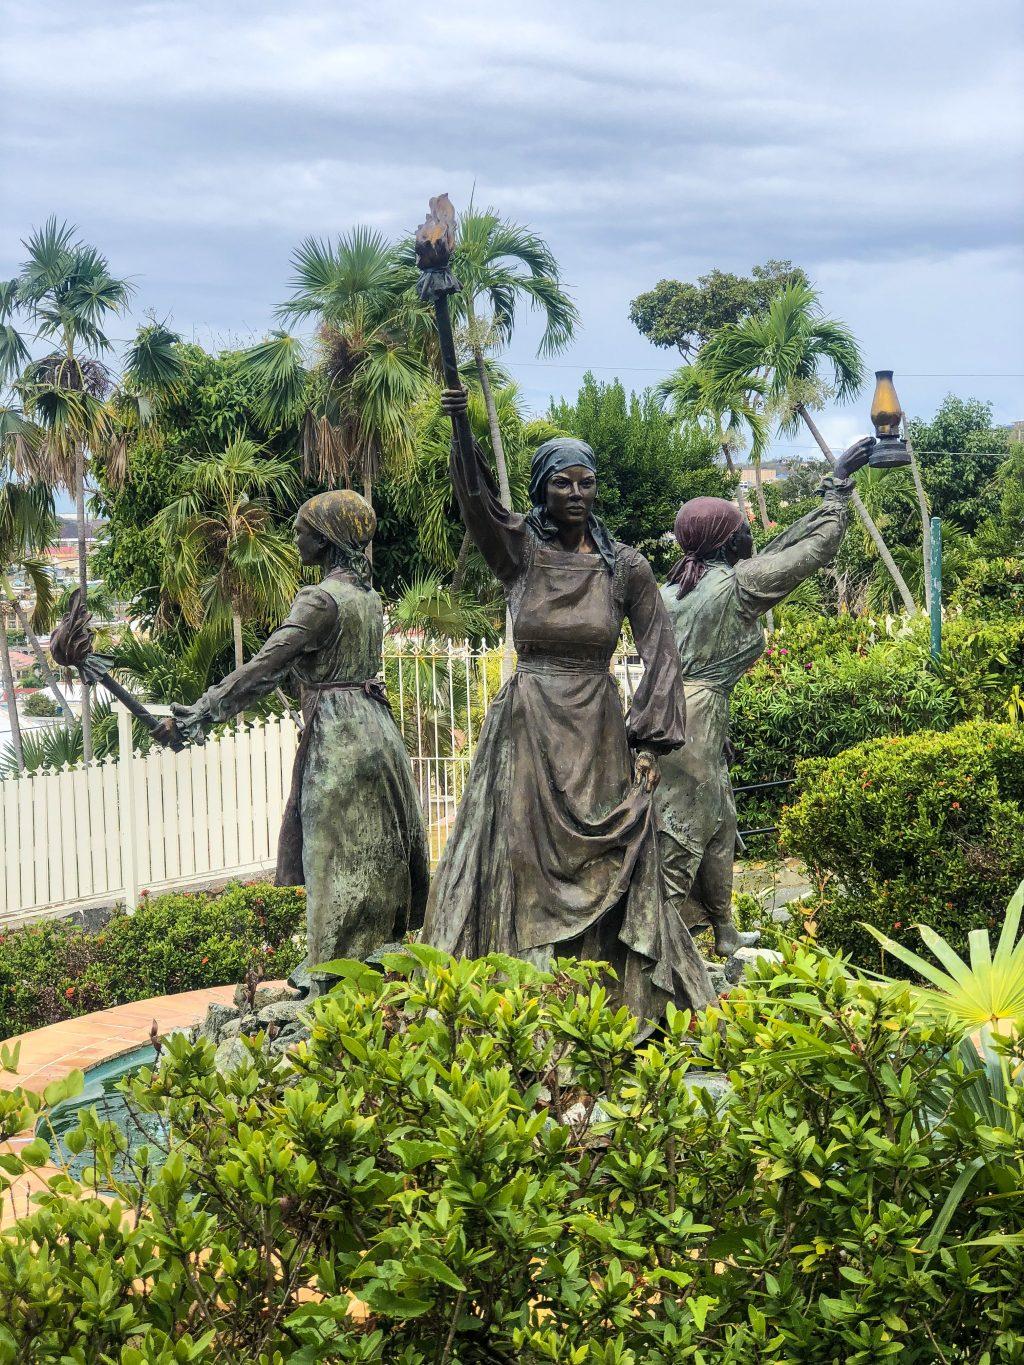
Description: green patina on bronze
173,498,428,973
655,477,853,944
421,432,715,1026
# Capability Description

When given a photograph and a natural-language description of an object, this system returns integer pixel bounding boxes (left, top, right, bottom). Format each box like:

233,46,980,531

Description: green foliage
730,613,1024,831
21,689,59,717
865,878,1024,1038
0,881,304,1037
952,556,1024,620
548,372,731,573
781,722,1024,971
909,395,1011,534
92,344,301,630
2,948,1022,1361
629,260,808,357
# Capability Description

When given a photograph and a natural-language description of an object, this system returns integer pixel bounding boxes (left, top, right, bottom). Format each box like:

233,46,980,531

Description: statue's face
545,464,597,530
294,520,327,567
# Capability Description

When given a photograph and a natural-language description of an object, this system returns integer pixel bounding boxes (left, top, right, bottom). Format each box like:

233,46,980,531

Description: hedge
730,614,1024,834
0,881,305,1039
2,947,1021,1361
780,721,1024,969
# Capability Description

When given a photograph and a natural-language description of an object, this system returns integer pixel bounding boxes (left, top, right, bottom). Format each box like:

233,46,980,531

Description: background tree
243,228,428,520
6,221,183,758
0,468,56,772
700,282,917,614
155,436,300,669
657,363,766,524
548,373,731,574
908,395,1011,535
629,260,808,357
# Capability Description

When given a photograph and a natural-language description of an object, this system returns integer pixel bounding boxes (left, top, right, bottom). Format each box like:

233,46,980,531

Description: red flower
951,802,960,809
201,956,209,965
65,986,75,998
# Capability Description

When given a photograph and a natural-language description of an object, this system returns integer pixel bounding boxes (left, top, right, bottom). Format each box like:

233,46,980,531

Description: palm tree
6,222,186,757
392,381,559,592
0,475,57,773
657,363,767,524
154,436,301,669
243,229,428,524
446,208,579,508
701,283,917,614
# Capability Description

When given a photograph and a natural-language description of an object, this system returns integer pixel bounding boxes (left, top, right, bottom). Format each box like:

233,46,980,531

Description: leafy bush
951,557,1024,621
1,946,1022,1362
781,722,1024,970
730,614,1024,834
22,690,61,717
0,881,305,1038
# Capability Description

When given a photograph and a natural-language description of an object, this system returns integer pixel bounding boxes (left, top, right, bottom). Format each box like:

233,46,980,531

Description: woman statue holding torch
414,195,714,1026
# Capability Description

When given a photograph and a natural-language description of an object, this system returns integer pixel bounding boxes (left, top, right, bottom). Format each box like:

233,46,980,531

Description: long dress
421,441,714,1021
655,478,852,931
186,569,429,966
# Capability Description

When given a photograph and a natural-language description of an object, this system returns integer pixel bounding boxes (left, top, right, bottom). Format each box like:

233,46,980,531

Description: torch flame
49,588,95,670
414,193,457,271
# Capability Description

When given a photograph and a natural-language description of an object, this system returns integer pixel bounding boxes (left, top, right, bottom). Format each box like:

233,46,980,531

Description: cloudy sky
2,0,1022,462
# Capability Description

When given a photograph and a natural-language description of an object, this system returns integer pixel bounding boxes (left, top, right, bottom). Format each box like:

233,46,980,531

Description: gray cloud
2,0,1022,453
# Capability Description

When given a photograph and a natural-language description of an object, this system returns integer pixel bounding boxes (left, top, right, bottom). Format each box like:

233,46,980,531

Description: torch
49,589,186,751
414,194,479,491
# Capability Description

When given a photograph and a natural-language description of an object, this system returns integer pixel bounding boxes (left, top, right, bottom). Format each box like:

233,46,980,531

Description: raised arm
442,387,528,585
734,476,853,617
171,586,337,740
623,549,687,759
733,435,875,618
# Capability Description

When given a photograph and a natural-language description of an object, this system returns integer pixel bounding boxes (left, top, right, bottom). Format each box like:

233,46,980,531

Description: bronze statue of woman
421,387,714,1025
171,491,429,977
655,435,875,955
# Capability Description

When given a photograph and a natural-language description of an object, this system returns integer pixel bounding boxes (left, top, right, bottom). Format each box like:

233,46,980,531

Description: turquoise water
39,1044,166,1185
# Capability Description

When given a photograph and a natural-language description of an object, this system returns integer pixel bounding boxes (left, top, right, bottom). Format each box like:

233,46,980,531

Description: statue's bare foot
712,920,761,957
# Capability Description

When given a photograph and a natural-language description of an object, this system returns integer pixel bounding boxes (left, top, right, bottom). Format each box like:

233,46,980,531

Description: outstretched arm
171,587,337,741
442,387,528,585
734,436,873,618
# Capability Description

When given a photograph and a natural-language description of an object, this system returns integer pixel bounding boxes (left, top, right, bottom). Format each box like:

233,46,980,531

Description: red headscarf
666,497,747,599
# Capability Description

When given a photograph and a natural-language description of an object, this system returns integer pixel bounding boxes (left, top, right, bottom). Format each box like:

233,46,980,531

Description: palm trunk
75,445,93,763
232,610,244,671
721,444,750,522
0,612,25,772
468,306,514,679
362,470,374,565
905,417,932,614
9,599,74,722
796,404,917,615
752,459,771,531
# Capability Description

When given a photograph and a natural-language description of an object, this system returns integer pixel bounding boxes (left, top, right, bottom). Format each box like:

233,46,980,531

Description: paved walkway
0,984,239,1230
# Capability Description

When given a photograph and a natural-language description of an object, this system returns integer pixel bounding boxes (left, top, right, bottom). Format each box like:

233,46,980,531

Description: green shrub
730,615,1024,834
951,556,1024,620
21,691,61,718
2,946,1022,1362
781,722,1024,970
0,881,305,1038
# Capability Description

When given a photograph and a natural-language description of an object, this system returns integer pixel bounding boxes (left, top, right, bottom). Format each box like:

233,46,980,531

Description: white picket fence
0,646,644,924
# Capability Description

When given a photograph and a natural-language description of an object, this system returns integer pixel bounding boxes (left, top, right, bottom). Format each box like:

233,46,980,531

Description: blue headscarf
525,437,617,572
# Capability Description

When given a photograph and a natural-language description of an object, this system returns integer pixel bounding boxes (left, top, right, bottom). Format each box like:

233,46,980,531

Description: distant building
735,461,791,489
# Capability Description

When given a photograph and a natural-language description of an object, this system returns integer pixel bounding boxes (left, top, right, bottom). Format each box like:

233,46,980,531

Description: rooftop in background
735,462,792,487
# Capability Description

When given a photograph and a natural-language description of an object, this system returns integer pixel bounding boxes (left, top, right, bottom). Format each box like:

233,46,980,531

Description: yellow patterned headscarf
297,491,376,588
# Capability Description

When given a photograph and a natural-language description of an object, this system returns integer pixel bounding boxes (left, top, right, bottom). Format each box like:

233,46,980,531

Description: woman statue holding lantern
420,386,715,1024
170,491,429,977
654,435,876,956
